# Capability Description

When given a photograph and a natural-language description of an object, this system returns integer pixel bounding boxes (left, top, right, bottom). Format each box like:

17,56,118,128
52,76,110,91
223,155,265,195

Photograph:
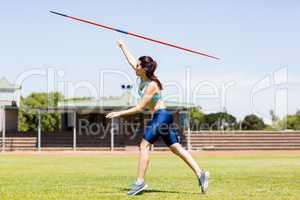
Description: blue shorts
143,109,179,146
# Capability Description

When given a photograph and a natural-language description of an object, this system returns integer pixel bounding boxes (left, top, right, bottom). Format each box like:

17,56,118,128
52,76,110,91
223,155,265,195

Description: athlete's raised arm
118,39,137,71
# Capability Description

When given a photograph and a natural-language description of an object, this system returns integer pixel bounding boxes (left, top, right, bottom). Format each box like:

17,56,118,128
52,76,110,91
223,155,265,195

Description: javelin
49,11,220,60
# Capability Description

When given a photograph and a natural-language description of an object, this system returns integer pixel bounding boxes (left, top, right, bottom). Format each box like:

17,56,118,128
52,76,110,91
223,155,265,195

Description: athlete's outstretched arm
118,39,138,71
106,82,158,118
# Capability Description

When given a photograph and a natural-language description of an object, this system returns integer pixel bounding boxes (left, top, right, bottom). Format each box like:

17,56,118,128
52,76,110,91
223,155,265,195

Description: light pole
121,84,133,106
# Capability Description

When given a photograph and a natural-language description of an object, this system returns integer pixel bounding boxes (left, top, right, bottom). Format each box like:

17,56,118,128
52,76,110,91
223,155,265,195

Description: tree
189,107,205,130
286,112,300,130
268,111,300,131
19,92,64,132
241,114,266,130
204,112,237,130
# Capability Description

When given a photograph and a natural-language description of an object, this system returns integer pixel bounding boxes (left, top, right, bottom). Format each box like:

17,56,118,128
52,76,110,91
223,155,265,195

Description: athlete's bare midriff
149,99,167,114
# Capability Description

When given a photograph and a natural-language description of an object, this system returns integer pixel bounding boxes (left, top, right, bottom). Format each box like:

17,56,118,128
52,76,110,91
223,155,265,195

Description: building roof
0,77,21,90
57,91,197,110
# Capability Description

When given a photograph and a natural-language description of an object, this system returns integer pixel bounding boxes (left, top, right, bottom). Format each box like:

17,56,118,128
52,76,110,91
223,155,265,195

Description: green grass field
0,152,299,200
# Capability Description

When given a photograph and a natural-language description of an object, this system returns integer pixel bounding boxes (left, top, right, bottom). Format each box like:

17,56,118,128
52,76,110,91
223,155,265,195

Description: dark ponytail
138,56,163,90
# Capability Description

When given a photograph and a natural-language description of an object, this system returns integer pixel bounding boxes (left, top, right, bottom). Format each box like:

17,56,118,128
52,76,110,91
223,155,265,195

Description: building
40,91,196,150
0,77,21,133
1,88,197,151
58,91,194,132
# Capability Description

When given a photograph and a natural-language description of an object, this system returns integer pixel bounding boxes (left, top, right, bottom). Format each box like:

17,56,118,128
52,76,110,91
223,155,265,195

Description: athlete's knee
170,144,184,156
170,147,179,155
140,140,150,151
169,144,180,155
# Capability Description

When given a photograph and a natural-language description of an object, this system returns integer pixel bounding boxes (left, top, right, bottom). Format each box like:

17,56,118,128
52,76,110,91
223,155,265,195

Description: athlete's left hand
106,111,122,119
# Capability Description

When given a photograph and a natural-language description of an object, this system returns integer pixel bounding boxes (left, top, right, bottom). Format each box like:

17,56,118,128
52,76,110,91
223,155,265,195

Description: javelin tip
49,10,69,17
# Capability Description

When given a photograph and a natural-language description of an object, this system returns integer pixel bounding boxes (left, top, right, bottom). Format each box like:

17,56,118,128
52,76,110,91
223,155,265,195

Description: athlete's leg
160,121,202,176
128,139,151,196
169,143,202,176
137,139,151,182
159,109,209,193
137,114,161,182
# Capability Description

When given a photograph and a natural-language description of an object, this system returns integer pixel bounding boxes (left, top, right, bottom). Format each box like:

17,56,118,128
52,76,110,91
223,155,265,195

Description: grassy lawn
0,152,299,200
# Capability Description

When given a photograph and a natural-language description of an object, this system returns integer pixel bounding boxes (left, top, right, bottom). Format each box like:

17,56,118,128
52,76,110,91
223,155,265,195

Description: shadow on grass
118,187,199,195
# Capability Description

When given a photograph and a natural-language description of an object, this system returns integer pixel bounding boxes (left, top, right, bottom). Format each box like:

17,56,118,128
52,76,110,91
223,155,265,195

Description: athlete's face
135,61,146,77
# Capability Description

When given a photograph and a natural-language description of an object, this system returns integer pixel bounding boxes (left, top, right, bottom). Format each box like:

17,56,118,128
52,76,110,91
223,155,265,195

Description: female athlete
106,40,209,196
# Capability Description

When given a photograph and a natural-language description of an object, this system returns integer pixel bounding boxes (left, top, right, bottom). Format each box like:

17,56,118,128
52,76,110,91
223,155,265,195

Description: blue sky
1,1,299,121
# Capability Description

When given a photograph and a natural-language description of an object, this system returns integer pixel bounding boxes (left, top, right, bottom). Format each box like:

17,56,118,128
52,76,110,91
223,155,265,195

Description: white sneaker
198,171,209,193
